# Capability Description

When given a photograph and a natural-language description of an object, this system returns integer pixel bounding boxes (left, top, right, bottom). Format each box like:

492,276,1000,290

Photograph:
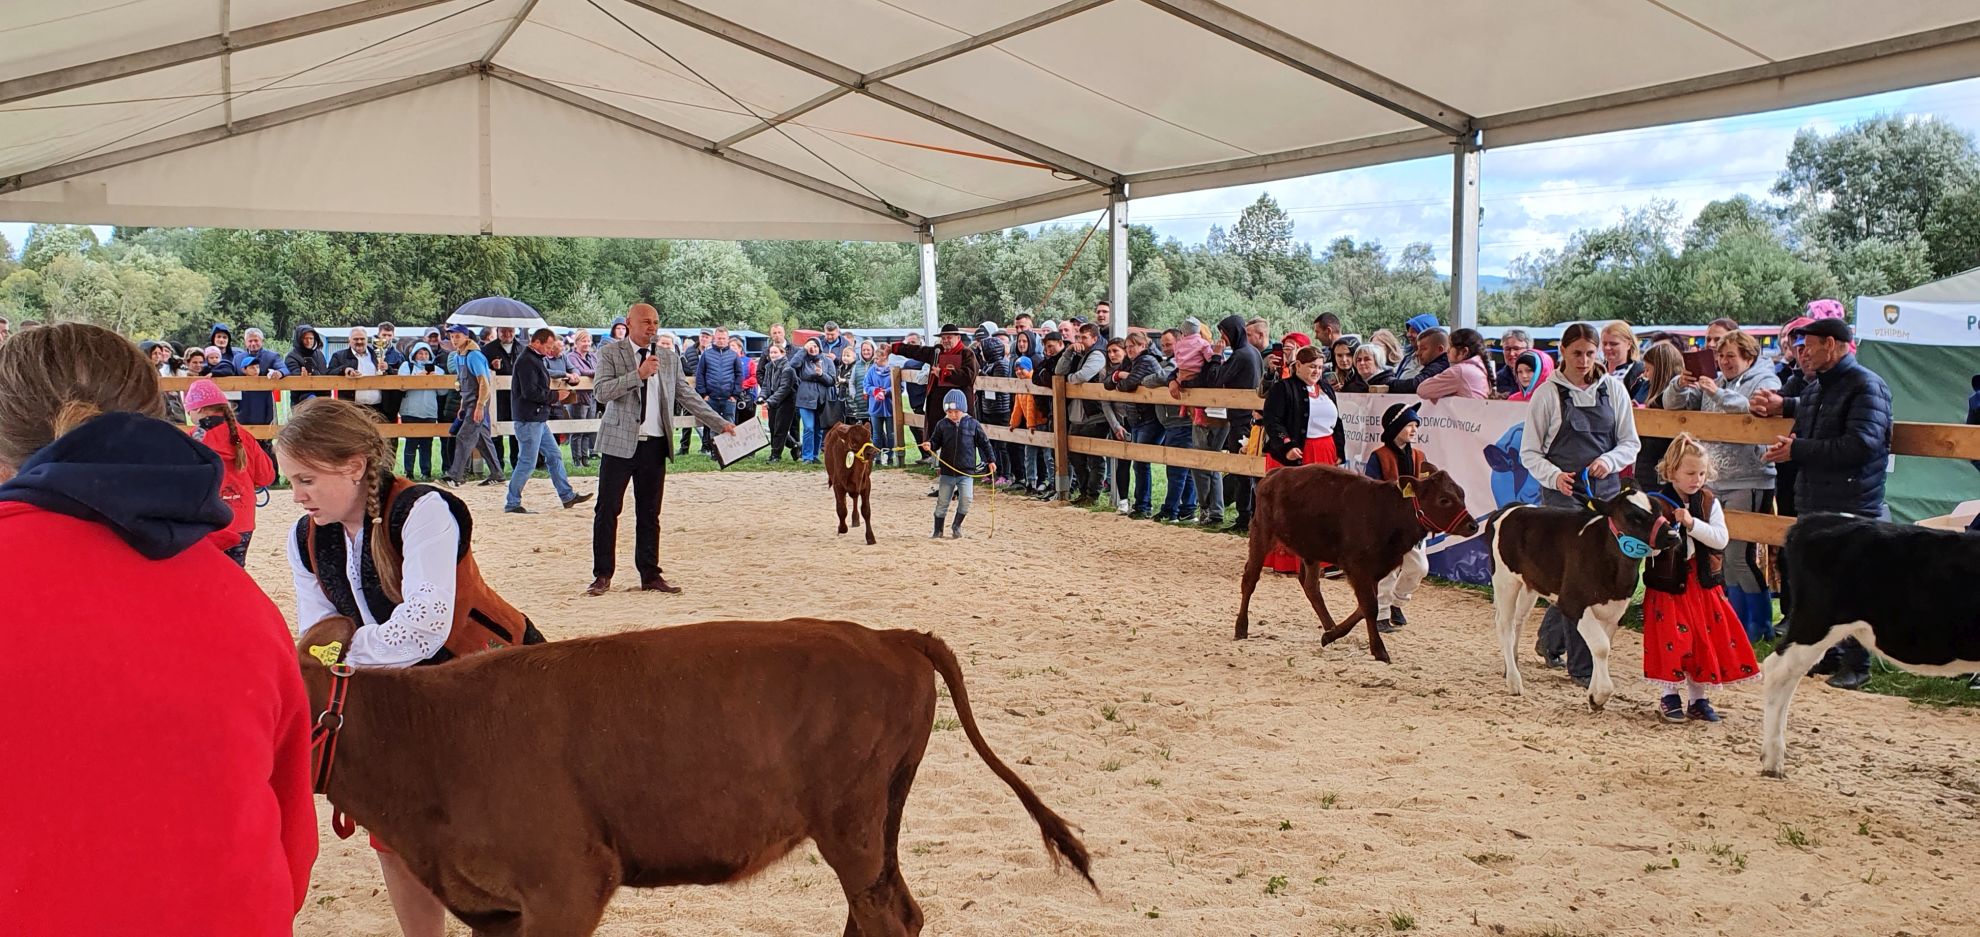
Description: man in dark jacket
762,346,798,461
284,324,328,404
1752,318,1893,690
1055,323,1110,504
975,332,1014,482
484,326,523,467
503,328,590,514
891,324,978,466
1113,332,1165,518
694,327,743,455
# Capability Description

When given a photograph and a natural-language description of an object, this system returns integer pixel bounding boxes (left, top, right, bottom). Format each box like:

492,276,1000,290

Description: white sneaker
1116,500,1132,515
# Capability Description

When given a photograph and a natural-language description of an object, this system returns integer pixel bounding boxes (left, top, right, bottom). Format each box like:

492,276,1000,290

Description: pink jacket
1416,355,1491,401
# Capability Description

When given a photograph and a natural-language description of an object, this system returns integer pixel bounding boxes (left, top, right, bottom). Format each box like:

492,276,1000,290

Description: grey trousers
447,415,499,482
1718,486,1771,593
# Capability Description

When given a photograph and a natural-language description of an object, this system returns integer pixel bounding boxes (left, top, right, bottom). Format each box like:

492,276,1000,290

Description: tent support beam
618,0,1120,186
220,0,235,131
1108,184,1129,338
924,185,1107,229
481,0,543,65
1447,133,1481,330
714,0,1109,152
487,67,921,227
0,0,458,106
920,227,939,341
0,65,476,195
1136,0,1471,138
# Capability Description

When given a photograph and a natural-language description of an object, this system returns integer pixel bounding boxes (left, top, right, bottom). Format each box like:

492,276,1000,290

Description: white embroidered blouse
287,492,458,668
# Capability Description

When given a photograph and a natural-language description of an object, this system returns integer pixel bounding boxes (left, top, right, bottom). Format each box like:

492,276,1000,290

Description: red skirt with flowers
1263,436,1339,573
1641,568,1761,691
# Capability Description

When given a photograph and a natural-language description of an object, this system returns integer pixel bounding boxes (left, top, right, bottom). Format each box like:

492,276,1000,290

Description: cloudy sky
6,76,1980,277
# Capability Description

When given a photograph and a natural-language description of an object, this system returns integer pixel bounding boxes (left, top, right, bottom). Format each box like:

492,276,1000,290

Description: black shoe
478,476,503,487
442,477,463,489
931,518,945,539
1808,648,1842,677
505,506,530,514
561,493,593,509
1129,510,1150,520
1827,669,1871,691
1391,606,1408,627
1227,522,1249,535
1376,620,1399,634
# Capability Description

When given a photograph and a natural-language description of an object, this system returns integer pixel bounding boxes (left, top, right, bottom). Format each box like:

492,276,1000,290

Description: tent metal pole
1448,132,1482,330
920,227,939,341
220,0,234,132
1108,184,1130,339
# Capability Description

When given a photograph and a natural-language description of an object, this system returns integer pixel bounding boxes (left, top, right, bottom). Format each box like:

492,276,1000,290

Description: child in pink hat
185,379,275,567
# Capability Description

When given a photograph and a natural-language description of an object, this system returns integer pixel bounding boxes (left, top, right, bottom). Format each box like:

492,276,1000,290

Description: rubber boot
950,513,966,540
931,516,945,539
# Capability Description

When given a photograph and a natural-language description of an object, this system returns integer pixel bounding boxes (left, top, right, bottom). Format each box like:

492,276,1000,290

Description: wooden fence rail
913,369,1980,547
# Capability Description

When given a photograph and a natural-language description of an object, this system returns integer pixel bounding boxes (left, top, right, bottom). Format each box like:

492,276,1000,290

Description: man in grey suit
587,302,734,596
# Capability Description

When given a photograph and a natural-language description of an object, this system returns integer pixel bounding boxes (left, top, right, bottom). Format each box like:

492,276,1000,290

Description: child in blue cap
926,389,995,538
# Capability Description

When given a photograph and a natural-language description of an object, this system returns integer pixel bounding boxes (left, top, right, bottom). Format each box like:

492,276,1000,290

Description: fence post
1052,373,1070,501
891,366,907,461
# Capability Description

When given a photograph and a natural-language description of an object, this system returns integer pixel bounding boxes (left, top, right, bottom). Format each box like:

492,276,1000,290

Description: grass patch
1466,852,1513,867
1099,758,1122,772
1265,874,1289,896
1776,824,1813,849
1319,791,1340,809
931,717,960,732
1388,911,1416,931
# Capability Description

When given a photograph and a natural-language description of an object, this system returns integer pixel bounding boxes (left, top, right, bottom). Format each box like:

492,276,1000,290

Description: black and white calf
1485,485,1683,711
1761,513,1980,777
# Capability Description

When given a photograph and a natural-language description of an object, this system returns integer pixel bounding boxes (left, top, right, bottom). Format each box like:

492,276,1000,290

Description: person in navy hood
0,410,233,559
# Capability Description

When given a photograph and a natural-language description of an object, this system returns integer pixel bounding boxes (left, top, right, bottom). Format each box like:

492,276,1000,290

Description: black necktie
638,346,655,423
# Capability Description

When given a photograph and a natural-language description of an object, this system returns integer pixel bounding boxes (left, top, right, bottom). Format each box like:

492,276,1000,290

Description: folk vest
294,475,543,664
1641,485,1724,594
1372,445,1428,482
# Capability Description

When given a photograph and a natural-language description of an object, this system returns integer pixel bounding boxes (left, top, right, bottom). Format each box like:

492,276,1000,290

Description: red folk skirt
1641,567,1761,692
1262,436,1339,573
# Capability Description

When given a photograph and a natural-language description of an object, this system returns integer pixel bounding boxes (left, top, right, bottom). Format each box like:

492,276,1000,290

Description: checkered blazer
593,337,726,460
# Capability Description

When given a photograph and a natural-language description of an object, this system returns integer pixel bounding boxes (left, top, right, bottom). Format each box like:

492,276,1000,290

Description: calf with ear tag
308,642,344,667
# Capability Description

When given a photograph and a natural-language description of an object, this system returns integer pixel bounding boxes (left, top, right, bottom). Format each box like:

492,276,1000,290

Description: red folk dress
1262,382,1340,574
1640,495,1761,692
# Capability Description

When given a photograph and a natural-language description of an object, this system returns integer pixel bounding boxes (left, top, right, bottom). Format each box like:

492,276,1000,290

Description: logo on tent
1883,304,1900,324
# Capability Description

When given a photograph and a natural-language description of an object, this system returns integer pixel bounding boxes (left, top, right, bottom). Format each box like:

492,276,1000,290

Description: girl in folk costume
1641,433,1761,724
1363,403,1431,633
276,397,545,937
184,378,276,567
1258,345,1346,573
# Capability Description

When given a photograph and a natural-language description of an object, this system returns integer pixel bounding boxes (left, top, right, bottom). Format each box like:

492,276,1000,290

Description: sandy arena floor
261,469,1980,936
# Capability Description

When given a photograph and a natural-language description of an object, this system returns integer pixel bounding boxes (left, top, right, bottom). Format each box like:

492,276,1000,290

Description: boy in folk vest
1363,403,1431,633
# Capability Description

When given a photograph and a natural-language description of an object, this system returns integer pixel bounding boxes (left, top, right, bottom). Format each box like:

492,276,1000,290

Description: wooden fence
894,367,1980,547
166,372,1977,545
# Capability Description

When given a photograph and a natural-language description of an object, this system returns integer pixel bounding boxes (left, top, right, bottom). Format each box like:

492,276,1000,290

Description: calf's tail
901,630,1096,889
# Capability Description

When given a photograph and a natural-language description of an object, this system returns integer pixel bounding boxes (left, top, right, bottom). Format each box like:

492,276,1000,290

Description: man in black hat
1751,317,1892,690
890,324,978,476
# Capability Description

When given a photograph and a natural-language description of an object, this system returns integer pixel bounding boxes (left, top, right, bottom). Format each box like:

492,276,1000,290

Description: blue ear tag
1616,534,1651,559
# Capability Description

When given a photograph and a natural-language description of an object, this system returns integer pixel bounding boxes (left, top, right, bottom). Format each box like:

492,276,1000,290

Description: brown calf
824,422,876,545
1484,485,1682,711
298,616,1092,937
1236,464,1478,661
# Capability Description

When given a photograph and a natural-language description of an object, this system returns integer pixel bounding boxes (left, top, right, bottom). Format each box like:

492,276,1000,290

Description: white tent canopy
5,0,1980,247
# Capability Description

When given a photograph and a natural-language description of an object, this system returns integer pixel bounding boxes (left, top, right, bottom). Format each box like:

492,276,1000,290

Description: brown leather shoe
584,577,611,597
640,574,682,594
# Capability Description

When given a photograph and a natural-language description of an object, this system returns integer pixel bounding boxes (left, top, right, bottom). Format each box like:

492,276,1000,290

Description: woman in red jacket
184,378,277,566
0,323,316,937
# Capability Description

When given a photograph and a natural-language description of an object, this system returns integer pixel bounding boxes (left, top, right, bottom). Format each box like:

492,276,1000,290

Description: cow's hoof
1587,695,1606,712
1233,623,1249,640
1374,653,1392,665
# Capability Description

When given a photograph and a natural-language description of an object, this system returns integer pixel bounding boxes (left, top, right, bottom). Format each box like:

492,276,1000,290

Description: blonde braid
362,435,407,603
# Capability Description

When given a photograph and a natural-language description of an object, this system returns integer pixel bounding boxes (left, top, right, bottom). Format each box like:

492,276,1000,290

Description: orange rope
1031,210,1108,317
821,128,1057,171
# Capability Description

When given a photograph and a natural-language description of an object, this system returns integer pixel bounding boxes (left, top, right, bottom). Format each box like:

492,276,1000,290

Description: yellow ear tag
308,642,344,667
1400,482,1416,498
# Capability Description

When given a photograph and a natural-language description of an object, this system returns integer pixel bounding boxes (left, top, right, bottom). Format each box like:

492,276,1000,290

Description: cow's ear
1395,477,1416,498
298,616,358,667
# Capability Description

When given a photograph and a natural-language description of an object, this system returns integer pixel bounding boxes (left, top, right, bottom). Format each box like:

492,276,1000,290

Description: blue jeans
400,416,435,478
935,475,973,520
700,396,737,451
871,410,894,461
799,407,820,461
1160,423,1198,518
505,420,576,509
1128,421,1163,513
